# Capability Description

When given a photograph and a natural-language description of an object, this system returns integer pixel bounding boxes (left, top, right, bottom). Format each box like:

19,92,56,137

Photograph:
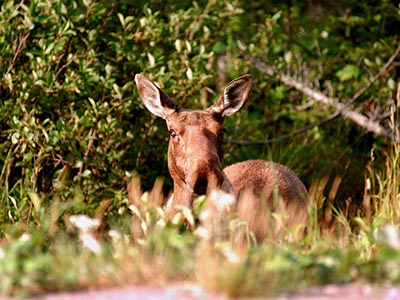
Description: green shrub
0,0,399,296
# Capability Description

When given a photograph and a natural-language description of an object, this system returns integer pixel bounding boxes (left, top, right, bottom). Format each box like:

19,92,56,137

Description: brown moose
135,74,308,241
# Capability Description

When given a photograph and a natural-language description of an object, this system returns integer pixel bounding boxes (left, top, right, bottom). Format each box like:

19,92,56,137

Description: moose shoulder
135,74,308,240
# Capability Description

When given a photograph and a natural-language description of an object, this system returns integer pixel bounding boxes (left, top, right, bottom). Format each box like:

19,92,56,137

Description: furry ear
209,74,253,117
135,74,178,119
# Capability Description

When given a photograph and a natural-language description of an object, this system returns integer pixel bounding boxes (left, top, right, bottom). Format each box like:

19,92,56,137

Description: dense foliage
0,0,399,296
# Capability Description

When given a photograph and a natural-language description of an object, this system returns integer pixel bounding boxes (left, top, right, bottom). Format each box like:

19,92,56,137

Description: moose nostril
193,176,207,196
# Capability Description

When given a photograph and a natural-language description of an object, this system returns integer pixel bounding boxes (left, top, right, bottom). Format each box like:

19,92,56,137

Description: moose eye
169,129,178,139
218,128,226,138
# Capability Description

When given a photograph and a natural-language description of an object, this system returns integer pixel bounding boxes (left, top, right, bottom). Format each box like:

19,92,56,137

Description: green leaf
28,191,41,216
336,65,360,82
212,41,226,54
11,132,21,145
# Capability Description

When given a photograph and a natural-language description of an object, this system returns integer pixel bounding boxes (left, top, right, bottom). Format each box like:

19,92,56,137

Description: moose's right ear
135,74,178,119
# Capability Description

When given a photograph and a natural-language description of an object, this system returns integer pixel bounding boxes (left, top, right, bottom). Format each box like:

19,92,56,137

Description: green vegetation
0,0,399,297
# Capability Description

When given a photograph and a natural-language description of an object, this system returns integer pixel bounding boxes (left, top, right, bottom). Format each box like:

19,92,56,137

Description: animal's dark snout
193,171,208,195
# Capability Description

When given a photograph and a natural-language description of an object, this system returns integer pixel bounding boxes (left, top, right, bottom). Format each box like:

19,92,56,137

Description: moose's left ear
209,74,253,117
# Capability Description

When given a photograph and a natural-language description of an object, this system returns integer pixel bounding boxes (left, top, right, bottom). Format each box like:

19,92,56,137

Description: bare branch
250,50,400,142
279,74,398,141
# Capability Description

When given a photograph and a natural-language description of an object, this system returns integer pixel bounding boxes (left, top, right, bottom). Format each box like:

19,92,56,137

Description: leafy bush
0,0,399,296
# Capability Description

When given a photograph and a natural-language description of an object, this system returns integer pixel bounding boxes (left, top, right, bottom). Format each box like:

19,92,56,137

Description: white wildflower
209,189,235,212
69,215,102,254
80,232,101,255
19,233,31,242
222,249,242,264
376,224,400,250
69,215,101,232
194,226,210,239
198,209,211,222
108,229,121,240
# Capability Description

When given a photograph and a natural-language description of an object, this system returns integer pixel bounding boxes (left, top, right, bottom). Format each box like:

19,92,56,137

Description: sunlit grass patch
0,137,399,297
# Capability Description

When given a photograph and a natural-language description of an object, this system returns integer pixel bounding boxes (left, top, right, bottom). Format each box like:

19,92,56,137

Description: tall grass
0,90,398,297
0,137,399,297
0,0,398,297
1,117,400,297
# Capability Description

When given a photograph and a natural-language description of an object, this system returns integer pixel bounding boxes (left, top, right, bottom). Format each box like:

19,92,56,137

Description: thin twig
350,45,400,103
6,32,30,76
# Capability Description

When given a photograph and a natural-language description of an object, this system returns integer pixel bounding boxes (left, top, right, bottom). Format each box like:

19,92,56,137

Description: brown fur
135,74,309,240
224,160,308,240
